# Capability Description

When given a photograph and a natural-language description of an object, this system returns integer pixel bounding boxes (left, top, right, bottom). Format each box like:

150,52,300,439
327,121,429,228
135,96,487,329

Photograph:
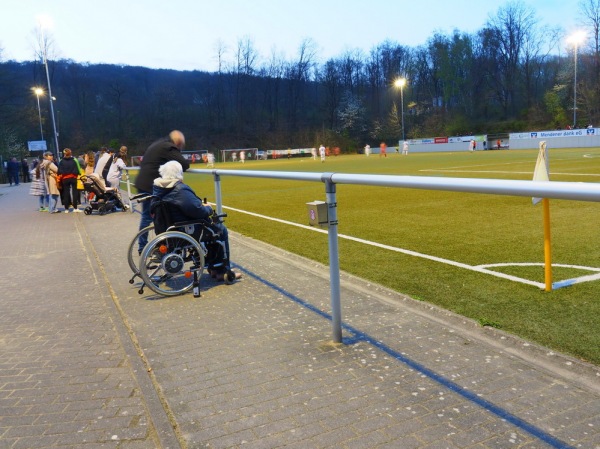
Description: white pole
41,28,60,160
401,84,405,142
35,93,44,140
573,42,578,128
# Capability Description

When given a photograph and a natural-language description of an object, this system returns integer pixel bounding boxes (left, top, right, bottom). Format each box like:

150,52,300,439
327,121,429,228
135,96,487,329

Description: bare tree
320,59,342,128
579,0,600,83
483,1,538,117
287,38,318,129
260,48,286,131
212,39,228,129
233,37,259,133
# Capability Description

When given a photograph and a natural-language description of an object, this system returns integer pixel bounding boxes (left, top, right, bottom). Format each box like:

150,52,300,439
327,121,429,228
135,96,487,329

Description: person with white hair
151,161,240,281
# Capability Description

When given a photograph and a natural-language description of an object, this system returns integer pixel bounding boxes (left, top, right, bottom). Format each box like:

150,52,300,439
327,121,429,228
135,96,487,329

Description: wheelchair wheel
139,231,205,297
127,225,156,274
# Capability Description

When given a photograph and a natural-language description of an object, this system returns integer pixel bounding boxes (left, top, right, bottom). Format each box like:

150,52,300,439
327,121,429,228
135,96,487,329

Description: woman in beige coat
40,152,61,213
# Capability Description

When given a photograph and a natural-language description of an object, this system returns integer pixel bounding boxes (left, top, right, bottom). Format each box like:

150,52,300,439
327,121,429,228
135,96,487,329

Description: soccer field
183,148,600,365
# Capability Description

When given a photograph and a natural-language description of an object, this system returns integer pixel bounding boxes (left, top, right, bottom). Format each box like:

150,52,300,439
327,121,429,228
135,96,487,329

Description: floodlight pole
34,89,44,140
573,42,579,128
41,29,60,160
394,78,407,143
400,83,405,142
568,31,586,128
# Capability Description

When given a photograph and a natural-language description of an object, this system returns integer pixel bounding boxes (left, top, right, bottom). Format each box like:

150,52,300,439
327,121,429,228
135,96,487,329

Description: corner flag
532,141,549,205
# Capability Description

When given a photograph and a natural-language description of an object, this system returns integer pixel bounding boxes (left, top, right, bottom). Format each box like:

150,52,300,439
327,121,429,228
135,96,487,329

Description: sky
0,0,583,73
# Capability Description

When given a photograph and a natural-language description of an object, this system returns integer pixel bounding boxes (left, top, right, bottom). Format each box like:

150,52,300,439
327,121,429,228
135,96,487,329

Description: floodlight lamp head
567,30,586,47
394,78,407,88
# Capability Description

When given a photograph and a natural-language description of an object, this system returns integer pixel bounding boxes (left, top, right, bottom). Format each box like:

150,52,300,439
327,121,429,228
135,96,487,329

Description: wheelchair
128,193,237,297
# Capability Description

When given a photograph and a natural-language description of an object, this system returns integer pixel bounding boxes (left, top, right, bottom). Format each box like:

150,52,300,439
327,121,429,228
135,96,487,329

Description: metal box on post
306,201,328,228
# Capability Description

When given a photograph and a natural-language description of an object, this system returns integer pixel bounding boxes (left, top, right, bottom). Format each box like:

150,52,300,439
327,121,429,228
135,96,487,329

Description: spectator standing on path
94,147,115,189
7,157,20,186
57,148,81,213
379,142,387,157
21,159,31,182
84,151,95,176
29,156,49,211
319,144,326,162
94,147,107,170
83,151,95,202
40,152,61,213
106,146,127,189
134,130,190,253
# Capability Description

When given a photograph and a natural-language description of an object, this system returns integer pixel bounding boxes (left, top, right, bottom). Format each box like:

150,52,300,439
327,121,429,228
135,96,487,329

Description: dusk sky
0,0,583,72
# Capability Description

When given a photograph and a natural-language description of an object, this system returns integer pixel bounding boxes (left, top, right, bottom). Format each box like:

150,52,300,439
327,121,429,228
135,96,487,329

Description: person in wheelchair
152,161,241,281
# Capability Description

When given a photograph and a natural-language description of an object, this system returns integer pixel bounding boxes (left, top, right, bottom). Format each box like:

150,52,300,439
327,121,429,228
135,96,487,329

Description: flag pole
532,141,552,291
542,198,552,291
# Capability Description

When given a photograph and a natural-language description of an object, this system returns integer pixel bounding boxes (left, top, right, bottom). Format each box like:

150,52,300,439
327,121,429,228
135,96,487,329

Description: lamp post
394,78,407,142
568,31,586,128
52,97,59,138
32,87,44,140
38,15,60,159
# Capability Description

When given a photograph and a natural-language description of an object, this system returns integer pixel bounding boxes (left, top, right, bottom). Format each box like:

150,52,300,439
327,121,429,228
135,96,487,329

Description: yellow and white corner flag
532,141,549,205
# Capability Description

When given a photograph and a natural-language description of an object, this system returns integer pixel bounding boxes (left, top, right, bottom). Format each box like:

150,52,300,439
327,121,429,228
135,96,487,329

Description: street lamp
52,97,59,137
394,78,407,142
37,15,60,159
32,87,44,140
567,31,586,128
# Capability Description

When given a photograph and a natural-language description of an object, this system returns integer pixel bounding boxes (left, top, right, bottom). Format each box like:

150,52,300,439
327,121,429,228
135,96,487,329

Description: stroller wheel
84,206,92,215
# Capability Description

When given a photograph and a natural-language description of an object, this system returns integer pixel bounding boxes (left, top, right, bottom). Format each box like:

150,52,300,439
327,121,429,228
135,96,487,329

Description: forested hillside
1,1,599,157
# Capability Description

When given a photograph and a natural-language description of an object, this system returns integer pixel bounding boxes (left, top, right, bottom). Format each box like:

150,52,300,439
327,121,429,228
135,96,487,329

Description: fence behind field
124,167,600,343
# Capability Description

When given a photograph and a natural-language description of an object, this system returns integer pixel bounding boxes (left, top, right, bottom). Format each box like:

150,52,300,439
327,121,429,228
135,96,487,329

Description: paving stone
0,183,599,449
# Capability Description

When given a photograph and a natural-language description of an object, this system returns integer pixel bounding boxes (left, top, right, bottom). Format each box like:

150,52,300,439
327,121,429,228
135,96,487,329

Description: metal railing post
324,176,343,343
213,172,223,214
125,170,134,212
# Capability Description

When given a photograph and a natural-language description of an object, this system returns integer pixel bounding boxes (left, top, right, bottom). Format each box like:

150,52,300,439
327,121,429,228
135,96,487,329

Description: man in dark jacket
21,159,31,182
135,130,190,252
57,148,81,212
7,158,20,186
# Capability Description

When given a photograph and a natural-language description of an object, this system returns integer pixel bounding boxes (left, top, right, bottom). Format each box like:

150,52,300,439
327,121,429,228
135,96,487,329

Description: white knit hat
158,160,184,180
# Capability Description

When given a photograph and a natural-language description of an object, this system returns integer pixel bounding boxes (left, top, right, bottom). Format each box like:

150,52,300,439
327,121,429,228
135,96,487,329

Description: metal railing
125,167,600,343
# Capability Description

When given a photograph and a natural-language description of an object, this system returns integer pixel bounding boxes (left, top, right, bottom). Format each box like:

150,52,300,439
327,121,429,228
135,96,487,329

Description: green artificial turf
177,148,600,365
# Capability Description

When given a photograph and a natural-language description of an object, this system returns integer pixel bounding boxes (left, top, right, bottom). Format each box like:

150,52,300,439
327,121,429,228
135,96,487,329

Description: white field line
553,272,600,288
481,263,600,290
421,169,600,177
219,204,555,289
421,156,600,177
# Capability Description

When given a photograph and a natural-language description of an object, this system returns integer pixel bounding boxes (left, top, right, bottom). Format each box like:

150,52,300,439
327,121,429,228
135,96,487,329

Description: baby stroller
128,193,236,297
81,173,128,215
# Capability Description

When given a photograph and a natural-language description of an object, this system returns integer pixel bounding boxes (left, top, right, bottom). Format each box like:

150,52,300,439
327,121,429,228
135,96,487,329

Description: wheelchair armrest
169,218,212,230
132,193,155,202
